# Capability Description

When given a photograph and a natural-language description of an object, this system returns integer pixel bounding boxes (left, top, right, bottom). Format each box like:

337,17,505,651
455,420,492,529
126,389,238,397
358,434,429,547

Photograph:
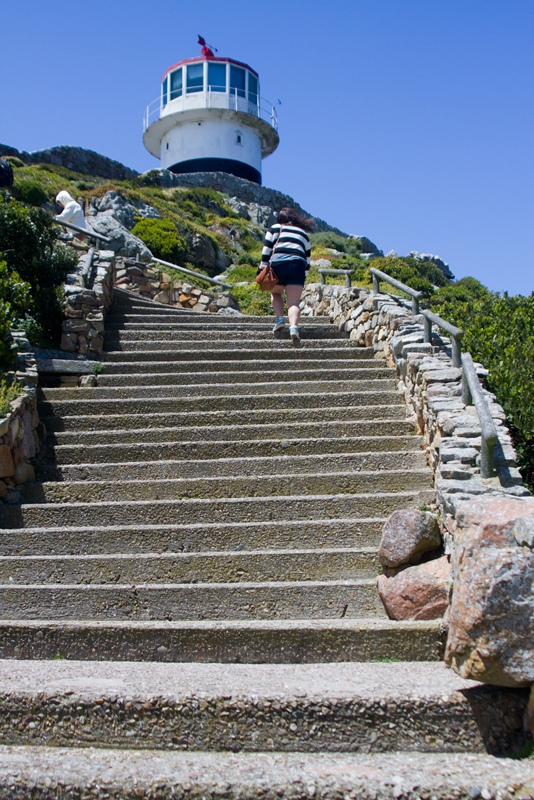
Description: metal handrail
143,89,278,132
370,267,424,315
318,268,353,288
421,309,463,368
461,352,498,478
151,257,232,289
55,218,111,249
370,264,497,476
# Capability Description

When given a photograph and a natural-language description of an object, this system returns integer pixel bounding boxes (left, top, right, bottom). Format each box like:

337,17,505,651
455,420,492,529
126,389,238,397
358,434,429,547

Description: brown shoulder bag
256,225,283,292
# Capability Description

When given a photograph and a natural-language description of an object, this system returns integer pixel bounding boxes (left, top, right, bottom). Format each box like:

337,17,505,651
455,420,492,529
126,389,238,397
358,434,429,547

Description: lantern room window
230,66,245,98
162,76,168,107
208,63,226,92
170,69,182,100
187,63,204,93
248,73,258,106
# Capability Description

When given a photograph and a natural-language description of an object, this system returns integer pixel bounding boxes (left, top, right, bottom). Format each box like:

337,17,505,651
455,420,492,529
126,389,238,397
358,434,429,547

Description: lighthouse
143,39,279,185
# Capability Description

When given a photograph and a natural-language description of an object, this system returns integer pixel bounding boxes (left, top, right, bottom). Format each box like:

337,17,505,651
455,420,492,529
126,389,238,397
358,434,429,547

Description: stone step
103,346,371,363
0,518,386,556
38,389,403,417
106,339,367,353
44,450,427,482
0,491,432,529
48,432,420,466
0,661,526,754
106,309,343,324
0,619,445,662
0,578,385,620
23,469,433,505
0,547,380,584
105,327,346,342
39,377,397,402
26,464,433,505
1,746,532,797
42,404,408,433
96,365,396,387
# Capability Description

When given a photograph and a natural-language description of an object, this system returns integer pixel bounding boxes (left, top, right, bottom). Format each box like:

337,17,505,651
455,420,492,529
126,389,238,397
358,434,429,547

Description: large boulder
247,203,277,229
348,236,383,257
96,190,160,230
379,509,442,568
377,556,450,620
87,212,152,261
445,496,534,687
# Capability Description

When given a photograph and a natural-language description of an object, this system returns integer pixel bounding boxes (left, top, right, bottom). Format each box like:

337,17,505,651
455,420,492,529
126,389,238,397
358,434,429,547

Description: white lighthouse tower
143,39,279,185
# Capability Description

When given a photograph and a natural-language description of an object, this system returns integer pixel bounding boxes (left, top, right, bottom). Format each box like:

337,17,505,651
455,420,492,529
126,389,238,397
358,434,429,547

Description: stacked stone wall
61,250,116,355
115,260,240,313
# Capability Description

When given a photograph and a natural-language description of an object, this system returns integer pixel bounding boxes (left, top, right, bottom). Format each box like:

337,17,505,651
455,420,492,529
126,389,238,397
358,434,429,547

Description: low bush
12,179,48,207
0,375,24,416
4,156,25,169
430,281,534,489
0,193,77,347
130,218,187,263
309,232,363,258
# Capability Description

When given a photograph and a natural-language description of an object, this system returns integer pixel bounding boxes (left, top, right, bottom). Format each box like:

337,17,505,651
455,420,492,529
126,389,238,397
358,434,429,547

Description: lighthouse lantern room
143,39,279,185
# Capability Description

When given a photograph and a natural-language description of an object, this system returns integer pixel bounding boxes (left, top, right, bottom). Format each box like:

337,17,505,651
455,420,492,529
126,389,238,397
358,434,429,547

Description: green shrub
371,257,435,295
13,179,48,207
236,252,258,267
429,283,534,489
0,374,24,416
309,232,363,259
0,193,77,347
130,218,187,263
4,156,25,169
231,282,274,316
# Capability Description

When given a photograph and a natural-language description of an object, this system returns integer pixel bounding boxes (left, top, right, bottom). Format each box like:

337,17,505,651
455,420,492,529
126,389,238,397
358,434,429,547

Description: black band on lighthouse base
169,158,261,185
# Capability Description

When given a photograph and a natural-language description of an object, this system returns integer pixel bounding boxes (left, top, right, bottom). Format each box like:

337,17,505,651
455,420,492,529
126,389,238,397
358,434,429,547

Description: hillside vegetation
1,157,533,488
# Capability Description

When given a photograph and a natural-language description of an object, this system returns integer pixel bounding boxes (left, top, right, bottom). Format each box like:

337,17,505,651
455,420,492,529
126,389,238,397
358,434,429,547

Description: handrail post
451,333,463,368
462,367,472,405
320,273,325,285
345,273,350,288
423,314,432,344
412,296,419,315
461,352,498,479
372,273,379,295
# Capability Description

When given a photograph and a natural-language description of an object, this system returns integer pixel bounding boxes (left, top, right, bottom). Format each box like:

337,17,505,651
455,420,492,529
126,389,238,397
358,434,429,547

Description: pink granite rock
379,509,442,568
445,496,534,688
377,556,450,620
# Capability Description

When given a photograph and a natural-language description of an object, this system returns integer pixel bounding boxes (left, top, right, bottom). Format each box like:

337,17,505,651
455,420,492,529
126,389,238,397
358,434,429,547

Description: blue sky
2,0,533,295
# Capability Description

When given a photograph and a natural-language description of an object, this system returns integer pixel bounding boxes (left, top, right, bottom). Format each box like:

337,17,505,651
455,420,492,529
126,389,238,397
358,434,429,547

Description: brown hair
277,207,315,233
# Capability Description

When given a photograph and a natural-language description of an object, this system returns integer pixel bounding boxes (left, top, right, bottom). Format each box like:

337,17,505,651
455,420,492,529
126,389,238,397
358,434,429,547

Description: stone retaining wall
300,282,529,514
0,333,41,503
300,281,533,688
115,259,240,313
61,249,116,355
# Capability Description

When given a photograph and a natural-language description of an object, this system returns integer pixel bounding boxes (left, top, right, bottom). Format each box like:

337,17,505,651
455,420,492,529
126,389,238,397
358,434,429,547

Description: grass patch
0,375,23,416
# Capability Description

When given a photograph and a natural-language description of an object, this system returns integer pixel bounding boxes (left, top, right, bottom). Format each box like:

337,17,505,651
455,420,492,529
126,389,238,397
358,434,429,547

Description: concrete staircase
0,287,530,796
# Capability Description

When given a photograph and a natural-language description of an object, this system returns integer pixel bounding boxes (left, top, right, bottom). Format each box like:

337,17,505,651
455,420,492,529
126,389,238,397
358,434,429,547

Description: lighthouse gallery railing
143,89,279,133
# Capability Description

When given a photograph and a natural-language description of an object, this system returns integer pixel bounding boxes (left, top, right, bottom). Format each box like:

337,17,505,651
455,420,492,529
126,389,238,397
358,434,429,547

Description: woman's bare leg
285,285,303,327
271,285,285,317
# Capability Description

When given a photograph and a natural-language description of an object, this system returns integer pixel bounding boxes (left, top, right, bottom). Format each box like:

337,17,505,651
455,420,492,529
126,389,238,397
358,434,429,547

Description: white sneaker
272,316,285,333
289,325,300,340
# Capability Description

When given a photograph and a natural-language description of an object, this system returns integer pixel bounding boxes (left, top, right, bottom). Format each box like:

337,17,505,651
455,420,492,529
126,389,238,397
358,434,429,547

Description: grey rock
349,236,384,257
513,517,534,548
87,213,152,261
386,250,400,258
247,203,277,228
97,190,160,230
379,509,442,568
225,197,249,219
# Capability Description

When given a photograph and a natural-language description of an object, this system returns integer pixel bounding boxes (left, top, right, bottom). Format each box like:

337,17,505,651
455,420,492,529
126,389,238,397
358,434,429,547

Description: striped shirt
261,224,311,270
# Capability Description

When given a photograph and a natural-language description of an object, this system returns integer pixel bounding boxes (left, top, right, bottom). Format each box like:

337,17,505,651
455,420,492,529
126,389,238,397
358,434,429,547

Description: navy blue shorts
271,259,307,287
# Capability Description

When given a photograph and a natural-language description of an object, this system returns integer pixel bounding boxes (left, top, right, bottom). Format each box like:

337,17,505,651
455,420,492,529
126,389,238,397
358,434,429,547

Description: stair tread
0,745,531,796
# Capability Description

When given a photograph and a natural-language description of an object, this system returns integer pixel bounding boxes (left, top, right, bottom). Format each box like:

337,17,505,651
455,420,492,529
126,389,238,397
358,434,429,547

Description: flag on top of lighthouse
198,35,217,58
